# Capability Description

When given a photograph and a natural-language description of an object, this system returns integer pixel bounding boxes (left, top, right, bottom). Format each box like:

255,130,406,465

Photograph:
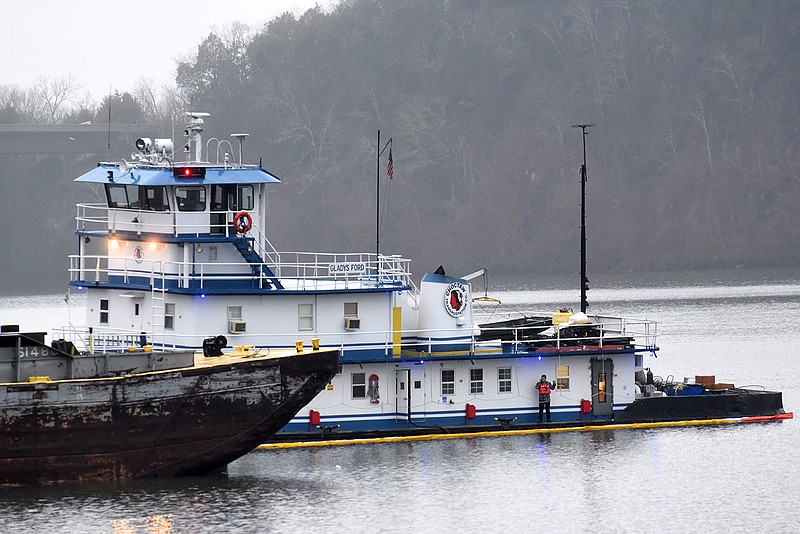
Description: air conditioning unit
344,317,361,330
228,321,246,333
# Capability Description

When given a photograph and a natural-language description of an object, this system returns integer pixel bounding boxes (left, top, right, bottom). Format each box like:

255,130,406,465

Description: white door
395,369,411,420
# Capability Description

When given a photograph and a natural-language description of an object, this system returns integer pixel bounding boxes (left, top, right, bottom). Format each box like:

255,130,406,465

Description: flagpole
376,131,393,264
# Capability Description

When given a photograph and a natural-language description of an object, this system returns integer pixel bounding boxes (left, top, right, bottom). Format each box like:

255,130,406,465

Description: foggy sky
2,0,327,101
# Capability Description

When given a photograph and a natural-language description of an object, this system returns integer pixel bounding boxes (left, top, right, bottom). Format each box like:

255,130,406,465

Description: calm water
1,270,799,533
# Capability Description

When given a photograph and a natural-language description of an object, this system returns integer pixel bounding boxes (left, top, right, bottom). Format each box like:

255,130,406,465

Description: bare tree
35,76,82,123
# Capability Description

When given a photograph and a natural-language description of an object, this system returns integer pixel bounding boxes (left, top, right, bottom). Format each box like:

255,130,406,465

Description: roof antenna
106,85,112,161
231,133,249,164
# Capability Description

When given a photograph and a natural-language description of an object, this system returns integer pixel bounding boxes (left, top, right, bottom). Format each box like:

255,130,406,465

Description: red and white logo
444,282,468,317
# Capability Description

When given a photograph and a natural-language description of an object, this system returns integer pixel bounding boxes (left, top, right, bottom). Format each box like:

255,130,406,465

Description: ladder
150,263,166,348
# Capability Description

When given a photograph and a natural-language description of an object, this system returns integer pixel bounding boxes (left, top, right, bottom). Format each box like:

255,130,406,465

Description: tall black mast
376,129,380,259
571,123,594,313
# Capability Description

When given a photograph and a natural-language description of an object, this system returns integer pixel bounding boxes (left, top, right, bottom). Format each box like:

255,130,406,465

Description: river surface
1,269,799,533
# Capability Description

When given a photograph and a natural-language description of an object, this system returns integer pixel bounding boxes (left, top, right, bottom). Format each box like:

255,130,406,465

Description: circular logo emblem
444,282,468,317
133,245,144,264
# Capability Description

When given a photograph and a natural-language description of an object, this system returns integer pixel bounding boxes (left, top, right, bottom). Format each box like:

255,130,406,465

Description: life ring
233,211,252,234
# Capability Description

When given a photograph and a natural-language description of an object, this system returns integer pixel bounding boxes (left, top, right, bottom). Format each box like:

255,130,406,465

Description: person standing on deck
536,375,556,423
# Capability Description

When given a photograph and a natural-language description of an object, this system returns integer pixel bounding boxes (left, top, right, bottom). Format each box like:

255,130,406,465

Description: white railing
53,315,657,357
69,253,413,291
77,203,248,237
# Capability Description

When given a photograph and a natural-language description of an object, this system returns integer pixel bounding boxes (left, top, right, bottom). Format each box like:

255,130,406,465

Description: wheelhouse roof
75,163,281,186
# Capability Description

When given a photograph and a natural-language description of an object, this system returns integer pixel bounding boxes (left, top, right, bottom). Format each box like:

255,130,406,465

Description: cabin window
470,368,484,394
125,185,143,209
498,367,512,393
635,354,643,367
441,369,455,395
176,186,206,212
211,184,254,212
238,185,254,210
164,303,175,330
598,372,607,403
344,302,358,317
106,184,130,208
352,372,366,398
298,303,314,330
557,364,570,390
209,246,218,261
144,187,170,211
99,299,109,325
227,306,242,322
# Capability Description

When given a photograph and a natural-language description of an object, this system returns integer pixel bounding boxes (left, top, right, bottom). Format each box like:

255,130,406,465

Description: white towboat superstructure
64,113,788,440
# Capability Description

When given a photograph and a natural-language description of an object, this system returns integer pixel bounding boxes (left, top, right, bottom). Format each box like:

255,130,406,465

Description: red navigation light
173,166,206,179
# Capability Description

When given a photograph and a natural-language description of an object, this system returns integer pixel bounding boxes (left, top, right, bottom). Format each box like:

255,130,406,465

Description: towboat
59,112,789,445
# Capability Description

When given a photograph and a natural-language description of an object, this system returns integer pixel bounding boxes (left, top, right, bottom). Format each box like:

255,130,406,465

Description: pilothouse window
176,186,206,212
238,185,254,210
211,185,254,212
125,185,142,209
105,185,170,211
144,187,169,211
106,184,129,208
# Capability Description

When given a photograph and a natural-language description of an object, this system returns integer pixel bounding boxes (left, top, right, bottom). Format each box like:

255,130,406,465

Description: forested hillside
1,0,798,294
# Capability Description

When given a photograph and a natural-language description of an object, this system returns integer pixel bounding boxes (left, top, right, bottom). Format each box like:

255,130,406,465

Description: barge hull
615,389,785,423
0,351,338,485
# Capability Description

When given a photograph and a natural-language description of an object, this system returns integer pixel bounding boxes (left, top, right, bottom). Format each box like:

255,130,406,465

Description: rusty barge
0,328,338,485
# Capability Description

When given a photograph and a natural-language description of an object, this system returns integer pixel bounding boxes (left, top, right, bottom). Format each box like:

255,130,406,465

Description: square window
498,367,512,393
344,302,358,317
298,303,314,330
227,306,242,321
99,299,109,325
441,369,455,396
556,364,570,390
175,186,206,212
352,372,366,398
470,368,484,394
165,303,175,330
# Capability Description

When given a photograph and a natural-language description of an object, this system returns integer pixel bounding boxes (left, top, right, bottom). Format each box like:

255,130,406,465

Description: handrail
51,316,657,358
68,253,414,291
245,221,282,278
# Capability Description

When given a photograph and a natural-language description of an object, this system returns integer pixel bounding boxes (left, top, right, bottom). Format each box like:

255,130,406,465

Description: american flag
387,146,393,179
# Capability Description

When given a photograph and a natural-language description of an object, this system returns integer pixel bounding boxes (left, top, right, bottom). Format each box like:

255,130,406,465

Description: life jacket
538,381,551,395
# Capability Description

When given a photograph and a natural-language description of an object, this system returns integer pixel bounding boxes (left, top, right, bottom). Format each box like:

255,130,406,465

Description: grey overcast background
1,1,798,295
2,0,325,99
